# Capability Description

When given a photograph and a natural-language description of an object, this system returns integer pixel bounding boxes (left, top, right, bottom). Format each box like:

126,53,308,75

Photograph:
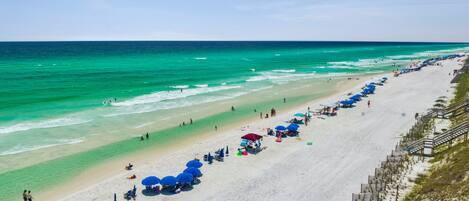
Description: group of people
22,190,33,201
179,118,193,127
140,132,150,141
259,108,277,119
102,97,117,105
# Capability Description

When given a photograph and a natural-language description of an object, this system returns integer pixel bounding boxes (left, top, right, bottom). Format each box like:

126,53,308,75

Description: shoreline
35,74,376,201
57,57,464,201
0,72,378,174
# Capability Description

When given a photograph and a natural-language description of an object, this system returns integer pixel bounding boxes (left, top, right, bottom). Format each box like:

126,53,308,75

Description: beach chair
208,154,213,164
131,188,137,199
124,190,131,200
214,154,224,162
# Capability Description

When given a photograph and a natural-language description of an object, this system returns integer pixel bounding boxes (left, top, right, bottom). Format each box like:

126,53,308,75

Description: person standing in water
260,112,263,119
215,125,218,131
283,97,286,103
231,106,235,111
145,132,149,139
190,118,193,124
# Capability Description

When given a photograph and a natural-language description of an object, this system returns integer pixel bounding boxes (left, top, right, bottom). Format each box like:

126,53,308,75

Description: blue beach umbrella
176,173,194,184
141,176,160,186
275,125,286,131
349,97,358,102
184,167,203,177
186,159,203,168
160,176,177,186
287,123,299,131
294,113,305,117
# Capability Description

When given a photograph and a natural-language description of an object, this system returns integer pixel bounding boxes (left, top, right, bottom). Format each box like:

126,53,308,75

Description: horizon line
0,39,468,43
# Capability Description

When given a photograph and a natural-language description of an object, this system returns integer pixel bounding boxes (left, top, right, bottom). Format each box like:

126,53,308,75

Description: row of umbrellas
340,81,383,106
275,123,299,132
141,160,203,187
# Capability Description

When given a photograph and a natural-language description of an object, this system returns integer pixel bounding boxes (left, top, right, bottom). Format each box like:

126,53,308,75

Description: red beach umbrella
241,133,263,141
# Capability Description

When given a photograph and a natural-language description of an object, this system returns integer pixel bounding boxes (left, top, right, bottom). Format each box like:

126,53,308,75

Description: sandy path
61,58,463,201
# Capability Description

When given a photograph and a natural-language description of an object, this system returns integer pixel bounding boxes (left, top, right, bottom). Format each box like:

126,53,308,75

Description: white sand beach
54,57,464,201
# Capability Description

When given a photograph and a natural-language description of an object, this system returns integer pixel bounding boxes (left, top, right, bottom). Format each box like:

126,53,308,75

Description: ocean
0,41,468,200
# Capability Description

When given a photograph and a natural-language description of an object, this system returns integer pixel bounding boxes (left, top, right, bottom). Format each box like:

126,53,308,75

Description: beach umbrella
186,159,203,168
176,173,194,184
349,96,360,101
287,124,299,131
141,176,160,186
240,139,249,147
241,133,263,141
160,176,177,186
294,113,305,117
275,125,286,131
184,167,203,177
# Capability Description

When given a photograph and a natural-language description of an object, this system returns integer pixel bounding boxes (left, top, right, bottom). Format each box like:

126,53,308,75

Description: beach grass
404,58,469,201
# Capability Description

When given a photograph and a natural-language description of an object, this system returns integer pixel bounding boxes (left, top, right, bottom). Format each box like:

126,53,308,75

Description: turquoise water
0,41,468,200
1,41,468,156
0,42,468,157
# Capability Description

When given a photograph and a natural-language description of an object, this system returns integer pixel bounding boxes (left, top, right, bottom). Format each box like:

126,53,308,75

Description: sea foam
111,85,241,107
272,69,296,73
170,85,189,89
0,138,84,156
0,118,91,135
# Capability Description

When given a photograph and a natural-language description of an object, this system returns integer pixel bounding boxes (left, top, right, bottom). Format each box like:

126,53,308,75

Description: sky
0,0,468,42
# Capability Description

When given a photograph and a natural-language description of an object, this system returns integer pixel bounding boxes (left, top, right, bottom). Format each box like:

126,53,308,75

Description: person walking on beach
26,190,32,201
22,190,27,201
367,100,371,108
